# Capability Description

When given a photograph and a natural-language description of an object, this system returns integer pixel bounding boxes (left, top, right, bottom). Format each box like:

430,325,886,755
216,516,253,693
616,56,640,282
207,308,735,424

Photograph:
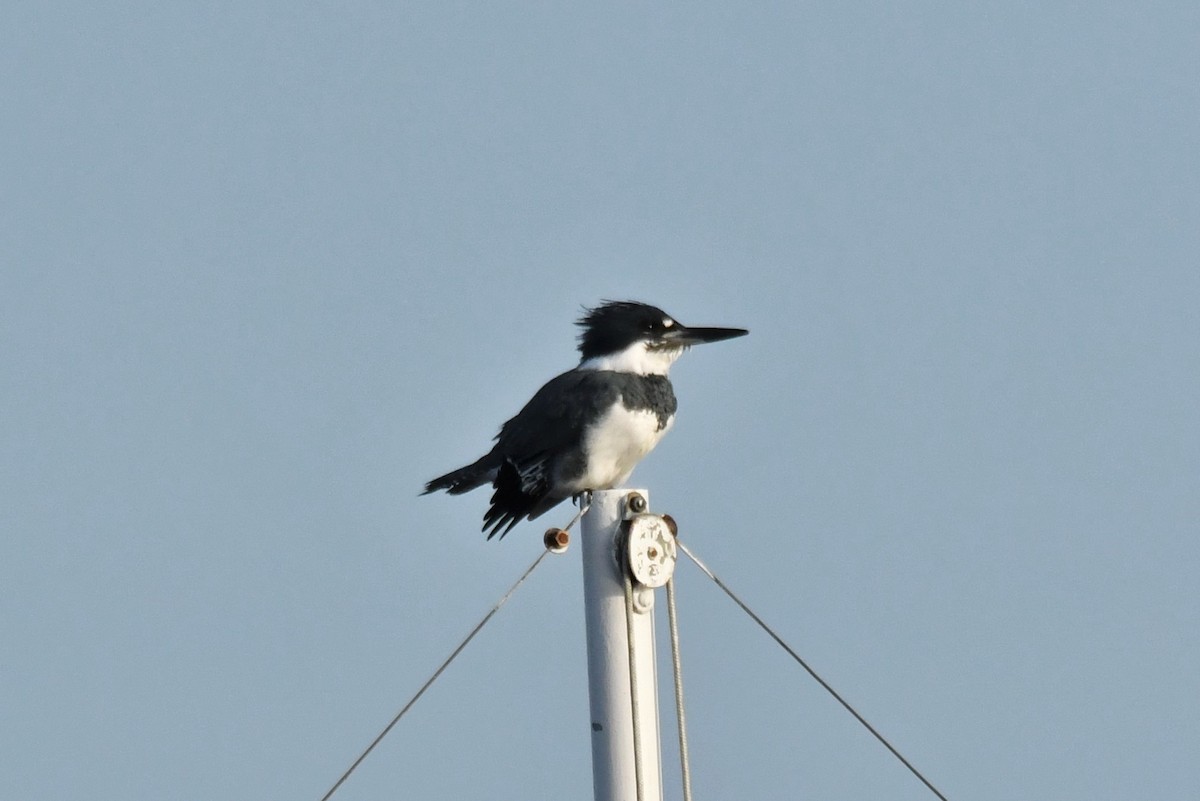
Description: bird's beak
663,324,749,347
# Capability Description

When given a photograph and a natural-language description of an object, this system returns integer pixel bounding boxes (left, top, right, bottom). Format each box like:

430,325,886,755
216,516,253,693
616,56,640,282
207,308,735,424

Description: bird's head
576,300,748,375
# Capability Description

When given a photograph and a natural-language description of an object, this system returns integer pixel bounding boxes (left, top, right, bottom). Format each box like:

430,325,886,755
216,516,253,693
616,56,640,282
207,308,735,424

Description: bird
423,300,748,539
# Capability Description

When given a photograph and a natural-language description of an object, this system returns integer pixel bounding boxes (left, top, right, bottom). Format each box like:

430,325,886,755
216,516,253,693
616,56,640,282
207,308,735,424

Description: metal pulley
624,512,678,589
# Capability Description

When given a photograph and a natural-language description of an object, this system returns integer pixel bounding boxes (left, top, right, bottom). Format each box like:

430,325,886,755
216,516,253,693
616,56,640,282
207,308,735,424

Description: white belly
573,406,675,491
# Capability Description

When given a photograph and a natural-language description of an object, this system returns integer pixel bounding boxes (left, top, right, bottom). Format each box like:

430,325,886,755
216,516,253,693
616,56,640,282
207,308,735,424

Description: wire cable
665,576,693,801
318,548,551,801
677,541,950,801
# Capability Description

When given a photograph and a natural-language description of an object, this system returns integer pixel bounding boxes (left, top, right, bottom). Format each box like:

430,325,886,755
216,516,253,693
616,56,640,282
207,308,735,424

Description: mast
580,489,677,801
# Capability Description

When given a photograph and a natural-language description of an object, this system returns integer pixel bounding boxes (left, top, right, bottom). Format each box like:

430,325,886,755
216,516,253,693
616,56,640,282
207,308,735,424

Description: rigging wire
318,548,550,801
318,496,590,801
676,541,950,801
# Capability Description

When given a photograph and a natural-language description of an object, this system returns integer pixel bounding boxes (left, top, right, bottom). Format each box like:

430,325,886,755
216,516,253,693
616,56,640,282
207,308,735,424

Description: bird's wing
496,369,615,451
483,370,619,538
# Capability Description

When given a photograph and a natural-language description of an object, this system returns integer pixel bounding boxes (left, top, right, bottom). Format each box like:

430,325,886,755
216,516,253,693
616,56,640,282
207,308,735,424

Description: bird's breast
573,404,675,491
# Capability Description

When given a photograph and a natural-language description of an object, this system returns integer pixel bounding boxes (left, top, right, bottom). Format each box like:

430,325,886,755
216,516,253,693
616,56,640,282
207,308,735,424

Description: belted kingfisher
423,300,748,538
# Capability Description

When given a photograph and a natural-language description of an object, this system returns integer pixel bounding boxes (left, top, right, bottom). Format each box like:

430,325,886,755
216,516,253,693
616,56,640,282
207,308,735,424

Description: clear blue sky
3,3,1198,800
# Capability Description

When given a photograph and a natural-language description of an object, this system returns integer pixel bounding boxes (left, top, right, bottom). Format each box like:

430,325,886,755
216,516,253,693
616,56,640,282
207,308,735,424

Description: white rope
623,568,646,801
665,576,693,801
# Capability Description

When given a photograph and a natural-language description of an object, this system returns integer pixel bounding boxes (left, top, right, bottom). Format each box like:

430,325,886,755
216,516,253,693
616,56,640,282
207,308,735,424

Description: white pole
580,489,664,801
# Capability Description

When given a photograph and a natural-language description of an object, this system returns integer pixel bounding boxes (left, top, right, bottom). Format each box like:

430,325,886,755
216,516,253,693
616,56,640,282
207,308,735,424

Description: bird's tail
423,454,497,496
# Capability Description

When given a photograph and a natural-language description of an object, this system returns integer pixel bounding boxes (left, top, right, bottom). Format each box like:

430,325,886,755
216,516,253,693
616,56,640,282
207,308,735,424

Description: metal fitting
543,528,570,553
624,514,677,589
